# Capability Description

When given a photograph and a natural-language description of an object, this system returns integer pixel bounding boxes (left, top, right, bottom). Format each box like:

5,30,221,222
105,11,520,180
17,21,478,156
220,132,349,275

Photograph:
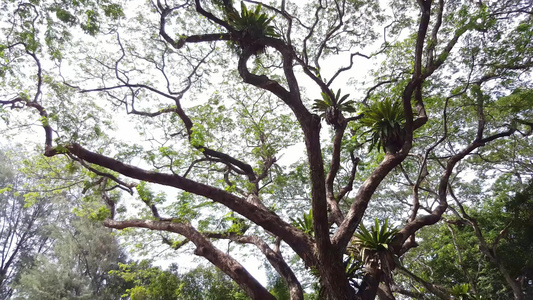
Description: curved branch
360,79,397,105
327,51,373,86
193,0,234,33
238,47,294,105
326,123,347,225
158,0,232,49
103,219,275,299
313,0,345,73
170,33,233,49
67,153,135,195
225,234,304,300
396,264,451,299
337,153,360,202
1,97,54,154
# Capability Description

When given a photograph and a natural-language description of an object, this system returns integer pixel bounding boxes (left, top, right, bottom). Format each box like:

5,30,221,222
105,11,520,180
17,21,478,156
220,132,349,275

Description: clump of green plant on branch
359,99,406,153
352,218,399,286
313,88,356,129
225,2,278,54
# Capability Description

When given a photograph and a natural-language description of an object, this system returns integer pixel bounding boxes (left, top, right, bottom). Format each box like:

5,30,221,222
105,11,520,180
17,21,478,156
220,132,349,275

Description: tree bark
377,282,396,300
358,262,382,300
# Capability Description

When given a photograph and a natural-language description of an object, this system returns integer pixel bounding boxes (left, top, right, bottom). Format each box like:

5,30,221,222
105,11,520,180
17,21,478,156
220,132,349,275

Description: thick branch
425,0,444,67
332,152,406,250
45,143,317,267
234,25,354,300
238,48,298,110
402,0,432,138
236,42,339,290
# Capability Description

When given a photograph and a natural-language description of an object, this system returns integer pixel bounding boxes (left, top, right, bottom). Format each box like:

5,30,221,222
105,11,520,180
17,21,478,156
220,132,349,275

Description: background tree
397,177,533,299
1,0,532,299
0,149,58,298
16,217,126,299
0,148,129,299
13,217,129,300
112,261,250,300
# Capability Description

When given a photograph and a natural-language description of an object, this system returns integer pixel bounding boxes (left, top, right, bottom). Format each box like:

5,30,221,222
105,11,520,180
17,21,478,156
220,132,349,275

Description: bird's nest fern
313,88,356,128
359,98,406,153
226,2,278,54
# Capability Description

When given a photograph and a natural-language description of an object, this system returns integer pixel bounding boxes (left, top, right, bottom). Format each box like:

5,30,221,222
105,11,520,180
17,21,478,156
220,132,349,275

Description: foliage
227,2,277,38
401,178,533,299
268,275,291,300
112,262,249,300
13,217,128,299
179,266,250,300
111,260,182,300
226,2,278,54
451,283,476,300
353,218,398,264
0,149,59,299
343,255,364,291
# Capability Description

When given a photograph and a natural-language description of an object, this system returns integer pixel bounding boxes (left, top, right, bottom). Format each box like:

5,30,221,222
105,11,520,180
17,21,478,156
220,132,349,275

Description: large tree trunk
377,282,396,300
319,252,356,299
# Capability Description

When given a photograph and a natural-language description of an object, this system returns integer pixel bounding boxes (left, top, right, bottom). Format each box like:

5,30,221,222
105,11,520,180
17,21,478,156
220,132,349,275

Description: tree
1,0,532,299
397,177,533,299
13,217,128,300
0,149,57,298
0,148,129,299
112,261,250,300
112,260,183,300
